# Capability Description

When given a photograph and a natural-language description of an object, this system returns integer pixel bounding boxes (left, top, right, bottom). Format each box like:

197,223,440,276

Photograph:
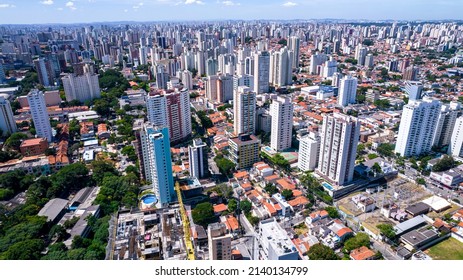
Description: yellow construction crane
175,181,196,260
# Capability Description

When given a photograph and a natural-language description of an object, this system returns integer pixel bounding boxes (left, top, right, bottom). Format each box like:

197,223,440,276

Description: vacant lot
426,238,463,260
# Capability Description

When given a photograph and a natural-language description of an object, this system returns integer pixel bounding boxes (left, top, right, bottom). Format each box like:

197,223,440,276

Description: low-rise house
350,246,376,260
20,138,48,156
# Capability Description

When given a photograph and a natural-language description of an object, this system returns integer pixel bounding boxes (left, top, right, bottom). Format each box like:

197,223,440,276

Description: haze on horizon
0,0,462,25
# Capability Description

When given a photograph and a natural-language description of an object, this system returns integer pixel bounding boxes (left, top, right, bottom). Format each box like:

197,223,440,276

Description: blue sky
0,0,461,24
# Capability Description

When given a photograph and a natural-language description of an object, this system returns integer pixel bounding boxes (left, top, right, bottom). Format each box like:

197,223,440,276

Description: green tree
4,133,28,151
371,162,382,174
343,232,370,252
376,143,395,157
264,183,278,196
214,155,235,176
432,155,455,172
228,198,238,213
192,202,215,227
281,189,293,200
307,244,339,260
121,145,137,162
91,160,119,185
240,200,252,214
1,239,45,260
376,224,396,239
324,206,339,218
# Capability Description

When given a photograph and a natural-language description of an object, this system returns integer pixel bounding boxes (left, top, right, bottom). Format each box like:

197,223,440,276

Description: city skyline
0,0,462,24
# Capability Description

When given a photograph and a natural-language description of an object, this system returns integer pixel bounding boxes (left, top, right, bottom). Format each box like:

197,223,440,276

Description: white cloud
57,7,63,10
184,0,204,5
40,0,54,5
0,3,15,8
282,1,297,7
65,1,77,9
222,1,240,6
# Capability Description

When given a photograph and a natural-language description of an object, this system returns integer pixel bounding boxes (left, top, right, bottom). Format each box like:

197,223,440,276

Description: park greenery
0,159,140,259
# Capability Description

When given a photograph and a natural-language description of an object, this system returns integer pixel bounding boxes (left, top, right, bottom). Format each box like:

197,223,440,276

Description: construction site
336,177,435,235
107,206,191,260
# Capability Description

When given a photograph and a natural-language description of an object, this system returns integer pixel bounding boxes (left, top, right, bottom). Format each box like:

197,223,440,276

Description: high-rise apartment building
233,74,254,93
404,81,423,101
317,113,360,186
139,125,174,205
0,63,6,83
229,134,260,170
27,89,53,142
337,75,358,107
403,65,419,81
181,70,193,90
298,132,320,172
62,65,101,102
449,116,463,158
433,102,460,148
270,47,293,87
355,44,367,66
270,96,293,151
146,89,192,143
208,223,232,260
395,98,441,157
0,96,17,136
188,138,207,179
34,58,54,87
309,52,327,75
253,51,270,94
288,36,300,69
233,86,256,135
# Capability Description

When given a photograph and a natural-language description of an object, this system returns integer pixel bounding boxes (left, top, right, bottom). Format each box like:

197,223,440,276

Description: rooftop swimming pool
141,194,157,205
322,182,334,191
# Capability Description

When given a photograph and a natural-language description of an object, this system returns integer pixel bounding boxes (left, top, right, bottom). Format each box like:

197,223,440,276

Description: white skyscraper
355,44,367,66
188,138,207,179
270,96,293,151
233,74,254,93
146,89,192,143
395,98,441,157
404,81,424,101
234,86,256,135
317,113,360,186
146,94,168,128
62,69,101,102
208,223,232,260
321,56,338,78
139,124,174,205
449,116,463,158
27,90,53,142
338,75,358,107
309,52,327,75
433,102,460,148
181,70,193,90
0,96,17,136
270,47,293,87
298,132,320,172
288,36,300,69
253,51,270,94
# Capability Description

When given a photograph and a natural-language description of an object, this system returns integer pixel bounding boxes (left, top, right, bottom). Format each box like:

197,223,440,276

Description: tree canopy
343,232,370,252
307,244,339,260
192,202,216,227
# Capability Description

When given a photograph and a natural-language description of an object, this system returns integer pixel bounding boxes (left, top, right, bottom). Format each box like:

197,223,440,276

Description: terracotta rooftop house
97,123,110,139
20,138,49,156
213,203,228,214
350,246,376,260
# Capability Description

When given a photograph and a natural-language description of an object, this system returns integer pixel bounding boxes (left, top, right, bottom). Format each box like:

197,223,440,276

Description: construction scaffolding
175,181,196,260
